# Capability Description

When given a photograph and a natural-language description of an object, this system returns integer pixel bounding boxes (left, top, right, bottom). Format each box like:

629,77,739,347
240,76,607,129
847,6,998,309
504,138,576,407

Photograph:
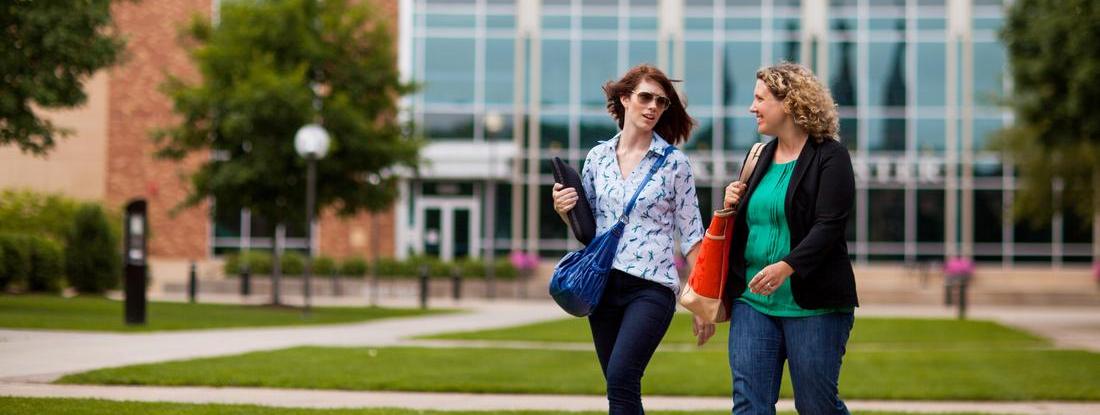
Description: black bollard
451,267,462,301
957,279,969,320
331,270,341,297
188,261,198,303
418,264,429,310
240,265,251,296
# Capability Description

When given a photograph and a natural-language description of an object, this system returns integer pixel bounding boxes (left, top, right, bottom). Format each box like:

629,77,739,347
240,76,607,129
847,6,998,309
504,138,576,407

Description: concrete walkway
1,297,1099,414
4,382,1100,414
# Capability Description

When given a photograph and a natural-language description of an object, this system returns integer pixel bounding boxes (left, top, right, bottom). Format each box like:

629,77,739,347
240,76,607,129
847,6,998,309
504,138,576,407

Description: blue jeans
588,269,676,415
728,300,854,415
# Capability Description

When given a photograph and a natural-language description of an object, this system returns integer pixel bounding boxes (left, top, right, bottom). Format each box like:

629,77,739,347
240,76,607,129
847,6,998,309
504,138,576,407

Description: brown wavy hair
756,62,840,142
602,64,695,145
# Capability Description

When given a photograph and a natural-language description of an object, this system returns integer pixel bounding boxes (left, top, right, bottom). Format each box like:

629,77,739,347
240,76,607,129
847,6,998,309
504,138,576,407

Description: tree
997,0,1100,242
154,0,420,304
1,0,126,155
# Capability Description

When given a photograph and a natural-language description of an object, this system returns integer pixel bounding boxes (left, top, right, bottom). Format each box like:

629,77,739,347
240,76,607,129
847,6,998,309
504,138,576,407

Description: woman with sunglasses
551,64,709,414
722,62,858,414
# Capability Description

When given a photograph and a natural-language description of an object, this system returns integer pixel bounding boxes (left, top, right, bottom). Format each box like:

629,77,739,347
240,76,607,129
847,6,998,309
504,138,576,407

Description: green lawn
0,397,998,415
424,314,1050,352
0,294,448,331
58,345,1100,400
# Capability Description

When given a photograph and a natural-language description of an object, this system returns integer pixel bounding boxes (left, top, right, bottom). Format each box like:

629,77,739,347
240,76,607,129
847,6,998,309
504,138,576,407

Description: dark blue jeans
588,269,676,415
728,300,854,415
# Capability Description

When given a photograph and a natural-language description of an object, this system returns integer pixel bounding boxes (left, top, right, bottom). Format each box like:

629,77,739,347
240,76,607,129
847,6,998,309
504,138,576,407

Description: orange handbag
679,142,765,323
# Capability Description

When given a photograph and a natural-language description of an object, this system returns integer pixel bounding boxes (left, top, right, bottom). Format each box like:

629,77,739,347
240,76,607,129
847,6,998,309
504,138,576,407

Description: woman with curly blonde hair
719,62,858,414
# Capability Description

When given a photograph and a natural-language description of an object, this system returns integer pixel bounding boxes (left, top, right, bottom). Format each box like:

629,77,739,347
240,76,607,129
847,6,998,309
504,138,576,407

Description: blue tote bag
549,146,676,317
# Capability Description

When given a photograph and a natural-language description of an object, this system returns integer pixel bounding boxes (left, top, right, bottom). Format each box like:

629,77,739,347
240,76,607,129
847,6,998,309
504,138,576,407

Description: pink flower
673,254,686,270
509,251,539,271
944,257,975,277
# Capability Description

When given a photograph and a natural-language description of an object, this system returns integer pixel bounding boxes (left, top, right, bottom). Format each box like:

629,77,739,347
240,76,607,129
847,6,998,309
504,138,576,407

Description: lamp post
295,123,330,316
484,111,504,299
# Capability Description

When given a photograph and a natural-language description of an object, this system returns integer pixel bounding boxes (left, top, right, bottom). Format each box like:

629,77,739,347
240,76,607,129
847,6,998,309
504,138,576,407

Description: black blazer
724,138,859,309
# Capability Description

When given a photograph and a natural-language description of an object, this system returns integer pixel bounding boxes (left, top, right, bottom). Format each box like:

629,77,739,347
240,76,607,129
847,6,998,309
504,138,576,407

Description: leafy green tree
1,0,126,155
154,0,420,304
997,0,1100,243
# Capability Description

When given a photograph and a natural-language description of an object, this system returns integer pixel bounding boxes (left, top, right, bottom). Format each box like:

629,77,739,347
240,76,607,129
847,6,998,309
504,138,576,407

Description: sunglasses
631,91,671,110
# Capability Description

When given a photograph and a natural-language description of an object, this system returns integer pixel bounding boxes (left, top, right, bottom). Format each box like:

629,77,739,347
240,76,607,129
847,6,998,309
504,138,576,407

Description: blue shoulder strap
620,146,676,223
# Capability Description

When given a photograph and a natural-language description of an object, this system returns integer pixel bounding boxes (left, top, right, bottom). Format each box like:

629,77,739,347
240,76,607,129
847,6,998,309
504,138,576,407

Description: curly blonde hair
756,62,839,142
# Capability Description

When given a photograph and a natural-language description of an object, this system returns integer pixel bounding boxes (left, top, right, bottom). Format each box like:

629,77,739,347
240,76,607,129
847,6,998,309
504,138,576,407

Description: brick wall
107,0,211,260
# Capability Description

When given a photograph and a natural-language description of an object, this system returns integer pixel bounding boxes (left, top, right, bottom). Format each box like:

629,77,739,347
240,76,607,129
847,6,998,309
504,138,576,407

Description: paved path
3,382,1100,414
1,297,1098,414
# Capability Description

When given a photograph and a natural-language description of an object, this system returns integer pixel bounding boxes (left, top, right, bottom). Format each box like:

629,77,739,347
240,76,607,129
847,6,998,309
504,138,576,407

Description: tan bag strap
714,142,766,217
738,142,766,183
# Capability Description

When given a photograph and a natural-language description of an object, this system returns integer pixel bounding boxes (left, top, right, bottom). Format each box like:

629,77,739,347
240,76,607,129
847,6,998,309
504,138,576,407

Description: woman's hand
692,314,716,346
724,181,747,209
551,183,578,217
748,261,795,296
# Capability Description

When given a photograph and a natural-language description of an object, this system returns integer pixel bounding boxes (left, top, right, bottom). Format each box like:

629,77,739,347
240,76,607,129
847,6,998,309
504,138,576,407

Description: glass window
724,116,761,151
539,184,568,239
869,189,905,242
629,40,658,67
829,41,858,107
542,15,571,30
424,113,475,140
973,17,1003,31
1014,216,1052,243
541,39,571,106
974,190,1004,242
630,17,658,31
424,37,476,104
724,42,762,108
581,115,618,150
485,39,515,105
540,115,570,150
869,18,905,32
973,42,1006,107
581,40,619,106
916,118,946,153
686,116,713,151
916,189,945,242
213,202,242,238
582,16,617,30
973,117,1005,151
869,42,907,107
487,14,516,29
485,112,514,141
916,42,946,107
685,41,715,107
840,117,858,151
774,39,800,64
726,18,762,31
686,17,714,32
869,117,907,152
918,18,946,30
425,13,476,29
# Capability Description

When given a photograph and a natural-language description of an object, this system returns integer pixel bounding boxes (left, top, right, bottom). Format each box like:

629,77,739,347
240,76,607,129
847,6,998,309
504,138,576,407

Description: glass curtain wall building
395,0,1094,266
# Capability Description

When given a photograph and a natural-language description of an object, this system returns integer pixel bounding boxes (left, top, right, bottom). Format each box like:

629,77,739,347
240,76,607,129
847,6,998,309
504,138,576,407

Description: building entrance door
416,197,480,261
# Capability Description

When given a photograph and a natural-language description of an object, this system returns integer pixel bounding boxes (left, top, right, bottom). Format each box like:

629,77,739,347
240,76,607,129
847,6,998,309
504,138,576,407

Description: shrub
494,258,519,279
0,234,31,290
64,204,121,294
27,236,64,293
339,256,368,277
280,251,305,276
313,256,338,276
457,258,486,278
224,251,273,276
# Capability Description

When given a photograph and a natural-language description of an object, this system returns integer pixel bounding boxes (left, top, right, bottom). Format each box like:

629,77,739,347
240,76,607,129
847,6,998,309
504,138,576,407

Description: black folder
552,157,596,245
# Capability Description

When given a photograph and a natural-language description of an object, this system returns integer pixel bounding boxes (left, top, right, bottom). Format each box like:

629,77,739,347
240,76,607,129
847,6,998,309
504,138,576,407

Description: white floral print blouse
581,132,704,293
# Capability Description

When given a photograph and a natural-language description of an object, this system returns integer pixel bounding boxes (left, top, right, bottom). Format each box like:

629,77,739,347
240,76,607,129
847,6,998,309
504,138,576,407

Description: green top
740,160,852,317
